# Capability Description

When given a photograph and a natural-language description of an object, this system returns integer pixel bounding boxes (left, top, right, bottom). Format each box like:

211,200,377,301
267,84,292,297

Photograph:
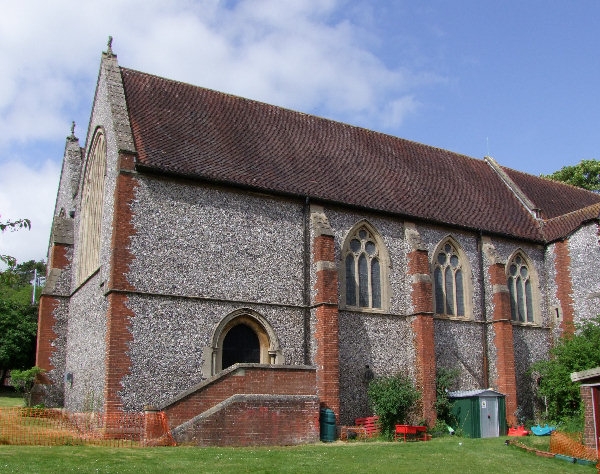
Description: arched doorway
222,323,260,369
202,309,283,377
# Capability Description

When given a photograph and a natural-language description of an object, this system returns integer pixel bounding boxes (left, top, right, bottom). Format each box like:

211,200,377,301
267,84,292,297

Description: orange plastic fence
549,431,598,462
0,408,175,447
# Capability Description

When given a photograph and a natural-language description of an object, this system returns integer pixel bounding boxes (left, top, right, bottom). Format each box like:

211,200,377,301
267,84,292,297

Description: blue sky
1,0,598,264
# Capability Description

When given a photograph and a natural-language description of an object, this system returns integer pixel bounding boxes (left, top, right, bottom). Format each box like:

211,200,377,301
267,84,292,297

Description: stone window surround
76,128,106,286
506,249,541,326
340,220,390,313
431,236,474,320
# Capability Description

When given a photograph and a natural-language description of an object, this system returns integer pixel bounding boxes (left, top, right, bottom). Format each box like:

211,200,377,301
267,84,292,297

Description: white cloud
0,0,445,262
0,160,60,265
0,0,436,149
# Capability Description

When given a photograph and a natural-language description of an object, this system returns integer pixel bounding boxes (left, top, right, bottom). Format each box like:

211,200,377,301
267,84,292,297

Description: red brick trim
313,235,335,268
407,248,436,425
412,315,436,424
488,262,517,426
104,292,134,415
580,385,600,450
407,249,433,314
104,160,138,416
313,233,340,417
554,241,575,335
108,158,138,292
36,296,60,375
49,243,70,270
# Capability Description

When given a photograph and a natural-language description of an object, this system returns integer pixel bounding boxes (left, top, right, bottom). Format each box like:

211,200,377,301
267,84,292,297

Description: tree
0,215,39,386
0,217,44,386
0,296,38,386
367,373,420,439
542,159,600,191
5,259,47,288
532,316,600,422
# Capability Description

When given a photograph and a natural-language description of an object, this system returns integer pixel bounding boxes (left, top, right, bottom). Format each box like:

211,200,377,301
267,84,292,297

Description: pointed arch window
433,240,469,317
76,130,106,285
507,252,537,324
343,224,387,310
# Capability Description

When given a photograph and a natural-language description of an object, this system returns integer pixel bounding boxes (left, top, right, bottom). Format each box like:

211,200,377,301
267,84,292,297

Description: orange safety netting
549,430,598,462
0,408,175,447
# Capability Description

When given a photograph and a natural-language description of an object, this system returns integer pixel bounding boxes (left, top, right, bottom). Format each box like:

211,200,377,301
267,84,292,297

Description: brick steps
159,364,319,446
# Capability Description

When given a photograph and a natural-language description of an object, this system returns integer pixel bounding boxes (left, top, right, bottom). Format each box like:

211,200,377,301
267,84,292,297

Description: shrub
532,315,600,422
435,366,459,426
367,373,420,439
10,366,44,407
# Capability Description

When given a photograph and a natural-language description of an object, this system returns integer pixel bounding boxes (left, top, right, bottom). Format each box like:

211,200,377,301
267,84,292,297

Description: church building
36,43,600,445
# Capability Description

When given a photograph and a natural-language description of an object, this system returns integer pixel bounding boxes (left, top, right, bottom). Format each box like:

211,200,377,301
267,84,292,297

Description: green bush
532,315,600,422
10,366,44,407
435,366,459,426
367,373,420,439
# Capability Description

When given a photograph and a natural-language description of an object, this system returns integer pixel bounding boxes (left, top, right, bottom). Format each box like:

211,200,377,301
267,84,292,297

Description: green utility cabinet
448,389,507,438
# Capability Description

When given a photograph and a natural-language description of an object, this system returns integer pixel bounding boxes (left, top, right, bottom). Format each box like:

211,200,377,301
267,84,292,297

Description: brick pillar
488,262,518,427
37,239,71,380
36,297,60,375
104,155,138,418
554,240,575,335
104,292,134,416
311,208,340,418
406,238,436,425
580,385,598,450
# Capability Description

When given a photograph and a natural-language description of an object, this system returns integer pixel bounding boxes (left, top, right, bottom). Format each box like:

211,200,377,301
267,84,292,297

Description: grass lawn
0,437,595,473
0,391,23,408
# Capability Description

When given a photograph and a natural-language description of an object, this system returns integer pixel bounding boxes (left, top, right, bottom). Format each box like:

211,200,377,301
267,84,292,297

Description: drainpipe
478,230,490,388
303,196,311,365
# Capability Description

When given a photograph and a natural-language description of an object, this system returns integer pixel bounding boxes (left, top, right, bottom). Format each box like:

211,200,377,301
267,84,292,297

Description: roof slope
119,67,600,243
503,168,600,219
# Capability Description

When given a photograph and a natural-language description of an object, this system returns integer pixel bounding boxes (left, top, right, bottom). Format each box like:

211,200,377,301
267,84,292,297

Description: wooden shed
448,389,507,438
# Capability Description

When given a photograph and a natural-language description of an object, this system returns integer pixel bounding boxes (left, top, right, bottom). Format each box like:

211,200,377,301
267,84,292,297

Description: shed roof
447,389,505,399
118,66,600,243
571,367,600,384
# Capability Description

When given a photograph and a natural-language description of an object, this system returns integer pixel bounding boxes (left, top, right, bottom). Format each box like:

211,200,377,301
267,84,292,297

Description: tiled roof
503,168,600,219
541,203,600,242
120,67,600,243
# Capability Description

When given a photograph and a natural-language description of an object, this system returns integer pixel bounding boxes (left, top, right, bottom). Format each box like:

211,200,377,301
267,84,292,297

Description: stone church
36,43,600,445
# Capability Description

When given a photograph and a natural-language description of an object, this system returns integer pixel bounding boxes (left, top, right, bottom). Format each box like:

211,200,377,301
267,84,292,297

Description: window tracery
433,239,469,317
76,130,106,285
342,224,387,310
507,252,537,324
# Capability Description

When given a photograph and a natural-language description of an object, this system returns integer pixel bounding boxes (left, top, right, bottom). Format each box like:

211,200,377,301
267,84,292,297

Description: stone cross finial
67,121,78,141
107,36,113,56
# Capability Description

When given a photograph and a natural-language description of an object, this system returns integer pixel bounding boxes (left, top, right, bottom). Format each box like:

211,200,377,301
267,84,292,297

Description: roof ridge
485,156,542,218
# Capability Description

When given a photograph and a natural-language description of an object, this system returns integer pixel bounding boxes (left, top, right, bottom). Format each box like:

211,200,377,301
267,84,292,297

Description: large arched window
76,130,106,285
507,251,538,324
433,238,471,318
342,222,388,311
